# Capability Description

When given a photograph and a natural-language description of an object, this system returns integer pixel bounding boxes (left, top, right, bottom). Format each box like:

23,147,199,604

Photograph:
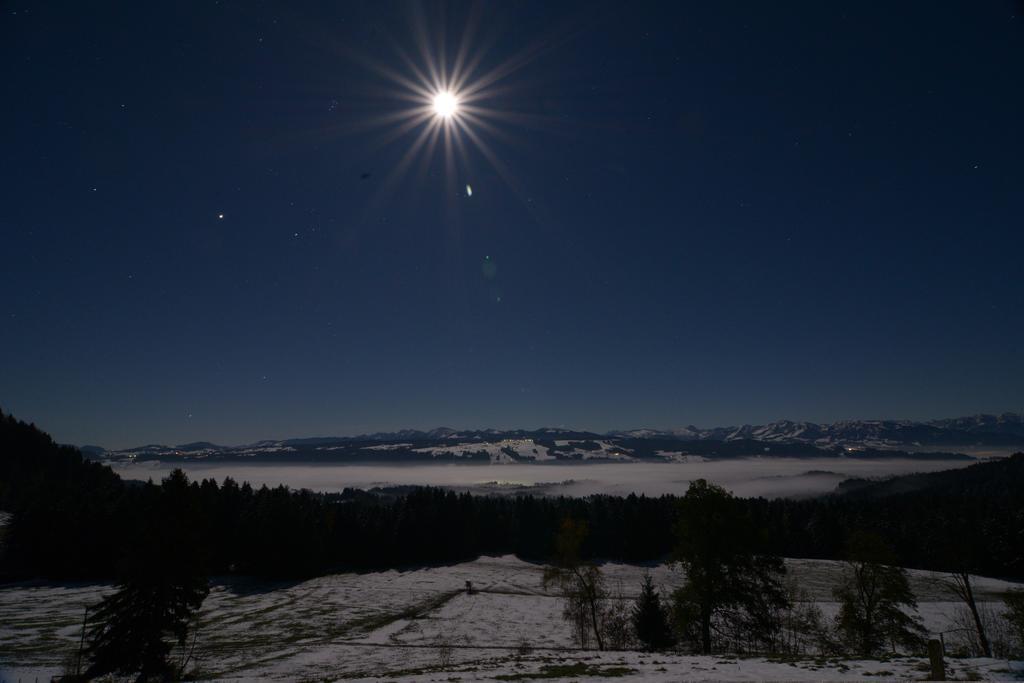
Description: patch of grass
342,664,443,680
495,662,635,680
340,589,462,635
383,667,430,678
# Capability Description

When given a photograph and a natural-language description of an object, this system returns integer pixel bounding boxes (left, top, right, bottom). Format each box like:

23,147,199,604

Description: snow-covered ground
1,556,1021,681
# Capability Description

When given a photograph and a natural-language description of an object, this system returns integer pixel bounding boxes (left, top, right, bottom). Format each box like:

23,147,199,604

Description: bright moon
433,91,458,119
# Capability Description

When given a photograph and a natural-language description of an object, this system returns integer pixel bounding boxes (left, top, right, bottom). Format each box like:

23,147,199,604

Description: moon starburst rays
361,11,556,205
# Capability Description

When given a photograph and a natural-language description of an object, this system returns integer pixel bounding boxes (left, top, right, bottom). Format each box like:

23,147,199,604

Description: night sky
3,2,1022,449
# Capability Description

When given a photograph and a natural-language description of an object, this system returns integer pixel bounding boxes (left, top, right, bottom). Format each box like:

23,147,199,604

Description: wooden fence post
928,639,946,681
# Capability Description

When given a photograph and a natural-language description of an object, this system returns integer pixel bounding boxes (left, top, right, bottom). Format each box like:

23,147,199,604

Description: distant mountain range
80,413,1024,464
615,412,1024,447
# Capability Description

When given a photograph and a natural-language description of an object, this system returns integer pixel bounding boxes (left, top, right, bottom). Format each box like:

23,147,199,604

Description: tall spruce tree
632,573,674,651
84,470,210,680
84,572,208,680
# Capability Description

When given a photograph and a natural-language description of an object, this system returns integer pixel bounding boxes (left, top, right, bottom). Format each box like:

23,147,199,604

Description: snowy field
2,555,1021,682
107,457,977,499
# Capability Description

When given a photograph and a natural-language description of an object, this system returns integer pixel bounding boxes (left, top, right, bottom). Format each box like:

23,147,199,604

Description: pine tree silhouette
632,574,674,651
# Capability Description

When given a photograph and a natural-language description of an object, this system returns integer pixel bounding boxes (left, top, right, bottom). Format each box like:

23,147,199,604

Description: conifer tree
632,573,674,651
85,572,208,680
84,470,210,680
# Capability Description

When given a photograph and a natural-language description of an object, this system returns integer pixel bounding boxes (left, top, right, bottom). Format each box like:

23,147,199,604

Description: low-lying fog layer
109,457,974,498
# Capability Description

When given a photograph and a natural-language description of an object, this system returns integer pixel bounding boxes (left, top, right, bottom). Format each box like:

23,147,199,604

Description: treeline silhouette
1,411,1022,582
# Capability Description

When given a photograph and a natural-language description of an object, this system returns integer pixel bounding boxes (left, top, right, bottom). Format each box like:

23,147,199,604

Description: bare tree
778,581,825,656
946,570,992,657
543,518,607,650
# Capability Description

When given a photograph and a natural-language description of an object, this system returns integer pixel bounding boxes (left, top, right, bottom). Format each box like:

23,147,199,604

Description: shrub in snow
946,603,1016,659
1005,590,1024,656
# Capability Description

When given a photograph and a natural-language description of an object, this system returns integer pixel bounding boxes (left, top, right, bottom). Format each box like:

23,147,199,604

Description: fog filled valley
109,456,981,500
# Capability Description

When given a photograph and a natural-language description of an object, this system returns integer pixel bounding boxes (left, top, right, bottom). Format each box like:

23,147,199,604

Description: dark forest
2,411,1021,584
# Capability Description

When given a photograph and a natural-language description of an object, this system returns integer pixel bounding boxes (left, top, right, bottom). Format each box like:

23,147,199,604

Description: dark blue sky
3,2,1022,448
